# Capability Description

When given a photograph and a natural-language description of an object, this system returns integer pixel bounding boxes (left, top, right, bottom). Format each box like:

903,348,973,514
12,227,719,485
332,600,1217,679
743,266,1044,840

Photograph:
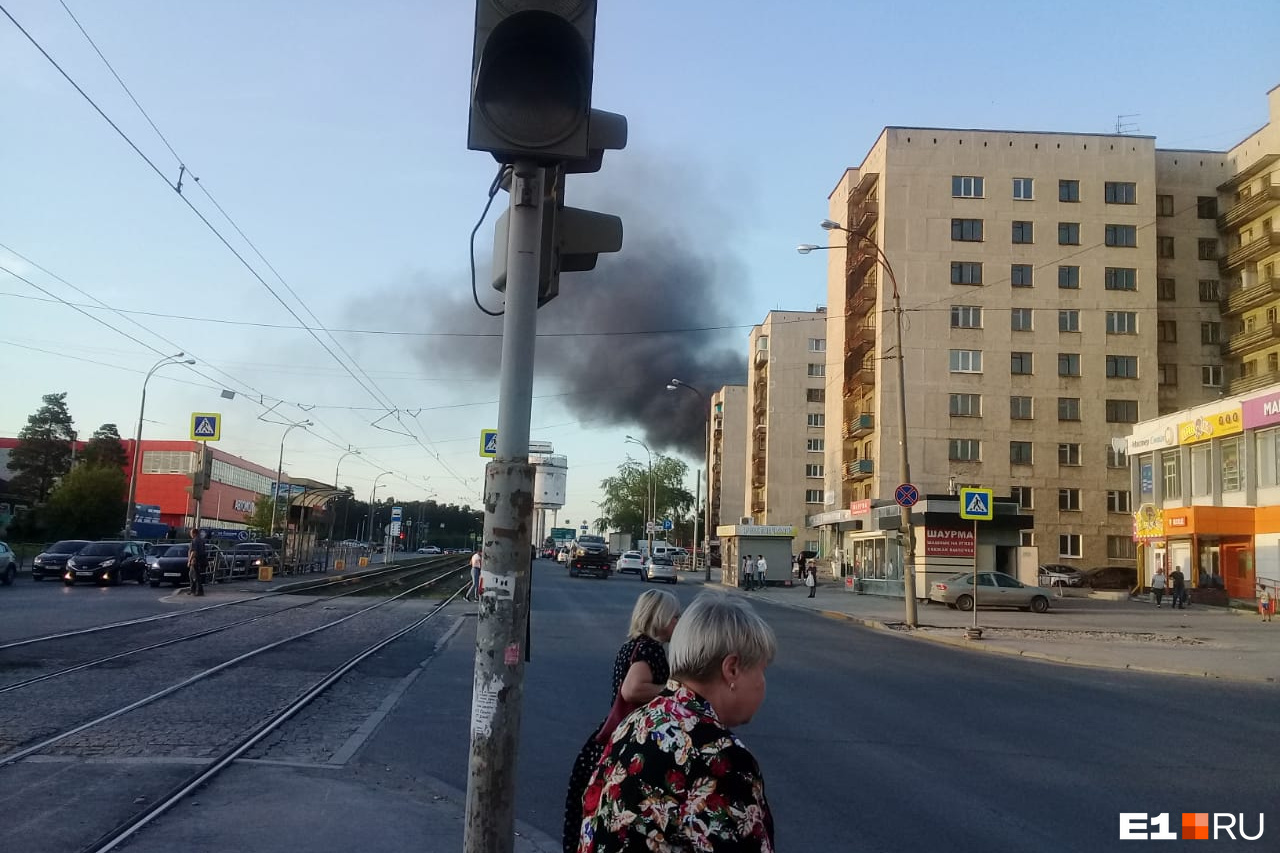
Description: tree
7,392,76,501
80,423,129,470
244,498,277,534
599,455,694,540
44,464,127,539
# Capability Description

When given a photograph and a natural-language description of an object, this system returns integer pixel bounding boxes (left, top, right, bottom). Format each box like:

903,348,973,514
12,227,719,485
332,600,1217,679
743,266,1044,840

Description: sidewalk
734,579,1279,684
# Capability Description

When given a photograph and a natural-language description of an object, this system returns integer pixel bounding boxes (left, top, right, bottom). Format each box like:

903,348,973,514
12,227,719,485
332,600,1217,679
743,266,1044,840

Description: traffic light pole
464,161,541,853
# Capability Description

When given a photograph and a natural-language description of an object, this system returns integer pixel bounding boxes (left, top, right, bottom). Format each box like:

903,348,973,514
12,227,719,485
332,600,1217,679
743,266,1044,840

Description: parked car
416,545,442,554
643,555,678,585
31,539,91,581
64,541,148,586
0,541,17,586
1038,563,1086,587
226,543,279,577
615,550,645,575
556,547,570,564
928,571,1052,613
146,543,229,587
1082,565,1138,590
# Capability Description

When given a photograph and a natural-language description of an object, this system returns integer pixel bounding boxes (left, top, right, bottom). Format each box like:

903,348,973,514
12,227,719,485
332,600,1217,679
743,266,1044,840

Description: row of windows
951,441,1130,468
951,393,1141,422
1057,534,1137,560
1157,279,1225,302
210,459,274,495
1145,427,1280,500
1159,364,1225,387
1156,194,1219,219
1002,486,1132,513
1155,235,1220,260
949,349,1158,385
951,219,1139,247
952,262,1142,290
952,177,1159,207
1154,320,1222,344
952,306,1139,334
141,451,195,475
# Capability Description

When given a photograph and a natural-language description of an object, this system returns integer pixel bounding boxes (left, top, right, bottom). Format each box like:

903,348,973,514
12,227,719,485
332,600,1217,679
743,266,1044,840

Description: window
1198,239,1218,260
1058,353,1081,376
949,393,981,417
1105,224,1137,247
1162,450,1181,499
1010,441,1033,465
807,363,825,377
1010,486,1033,510
1058,443,1081,466
1157,278,1176,301
1106,311,1138,334
756,336,768,351
1059,534,1082,558
1058,265,1080,289
1059,180,1080,202
1059,310,1080,332
1010,307,1033,331
805,464,824,478
1156,194,1175,217
950,305,982,328
806,413,825,428
1105,399,1139,423
1107,537,1137,560
1106,356,1139,378
1202,365,1223,387
1157,320,1177,342
1157,236,1175,258
1012,221,1034,244
804,489,824,504
1104,267,1137,290
1058,488,1081,511
1242,359,1258,378
1010,395,1033,419
1201,322,1221,344
1010,352,1033,374
1107,444,1128,469
1197,196,1218,219
1222,437,1242,493
1198,280,1220,302
210,459,273,494
952,219,984,241
1010,264,1033,288
1058,222,1080,245
949,438,981,461
1271,352,1279,373
949,349,983,373
806,388,825,403
1107,490,1132,513
1058,397,1080,421
950,261,983,284
1158,363,1178,386
1258,428,1280,488
806,438,824,452
808,338,826,353
1012,178,1034,199
1105,181,1137,204
141,450,196,475
952,175,984,198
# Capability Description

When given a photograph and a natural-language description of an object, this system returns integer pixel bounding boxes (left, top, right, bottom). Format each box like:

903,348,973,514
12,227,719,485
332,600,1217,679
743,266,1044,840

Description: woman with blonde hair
562,588,681,853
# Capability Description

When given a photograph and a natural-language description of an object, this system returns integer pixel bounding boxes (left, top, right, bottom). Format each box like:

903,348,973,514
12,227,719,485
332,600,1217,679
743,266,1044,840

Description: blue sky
1,0,1275,521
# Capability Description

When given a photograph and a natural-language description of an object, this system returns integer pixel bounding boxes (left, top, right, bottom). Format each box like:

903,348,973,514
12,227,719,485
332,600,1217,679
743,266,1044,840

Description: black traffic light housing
190,448,214,500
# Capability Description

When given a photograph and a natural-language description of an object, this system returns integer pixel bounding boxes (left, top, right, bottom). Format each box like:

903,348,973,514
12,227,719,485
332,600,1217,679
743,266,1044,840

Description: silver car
928,571,1052,613
643,555,678,584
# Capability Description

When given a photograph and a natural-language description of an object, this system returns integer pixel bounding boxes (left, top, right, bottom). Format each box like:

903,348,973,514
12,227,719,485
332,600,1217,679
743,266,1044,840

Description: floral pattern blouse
578,686,774,853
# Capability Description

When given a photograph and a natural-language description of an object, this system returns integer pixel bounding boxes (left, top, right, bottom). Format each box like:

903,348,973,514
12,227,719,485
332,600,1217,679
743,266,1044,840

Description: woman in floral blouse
577,593,777,852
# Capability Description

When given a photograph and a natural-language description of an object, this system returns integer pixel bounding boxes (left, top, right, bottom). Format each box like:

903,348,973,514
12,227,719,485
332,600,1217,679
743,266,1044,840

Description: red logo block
1182,813,1210,840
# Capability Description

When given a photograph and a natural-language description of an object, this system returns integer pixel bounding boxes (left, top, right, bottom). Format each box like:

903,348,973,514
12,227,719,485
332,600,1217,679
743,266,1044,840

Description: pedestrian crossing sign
959,487,993,520
480,429,498,458
190,412,221,442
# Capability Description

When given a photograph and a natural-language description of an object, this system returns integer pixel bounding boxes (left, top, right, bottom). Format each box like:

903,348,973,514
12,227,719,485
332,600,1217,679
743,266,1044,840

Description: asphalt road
363,559,1280,853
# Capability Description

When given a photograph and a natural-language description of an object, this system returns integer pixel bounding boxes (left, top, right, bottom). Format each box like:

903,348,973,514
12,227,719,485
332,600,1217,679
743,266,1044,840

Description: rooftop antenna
1115,113,1140,135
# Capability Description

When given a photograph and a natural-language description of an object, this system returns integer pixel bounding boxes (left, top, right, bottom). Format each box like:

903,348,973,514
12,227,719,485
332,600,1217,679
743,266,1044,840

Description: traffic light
468,1,598,163
190,449,213,500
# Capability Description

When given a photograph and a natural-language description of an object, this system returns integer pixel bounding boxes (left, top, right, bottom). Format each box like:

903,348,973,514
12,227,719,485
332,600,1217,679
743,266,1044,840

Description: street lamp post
624,435,654,555
270,420,313,539
799,220,918,628
667,379,712,582
123,353,195,539
328,448,360,562
367,471,393,561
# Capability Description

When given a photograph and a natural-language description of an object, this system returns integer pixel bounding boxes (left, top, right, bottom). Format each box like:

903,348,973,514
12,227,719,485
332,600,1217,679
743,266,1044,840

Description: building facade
128,440,280,532
708,385,747,533
745,309,827,552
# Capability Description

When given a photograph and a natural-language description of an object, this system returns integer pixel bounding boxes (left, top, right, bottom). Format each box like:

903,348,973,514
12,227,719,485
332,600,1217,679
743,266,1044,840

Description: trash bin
258,564,273,582
334,559,346,572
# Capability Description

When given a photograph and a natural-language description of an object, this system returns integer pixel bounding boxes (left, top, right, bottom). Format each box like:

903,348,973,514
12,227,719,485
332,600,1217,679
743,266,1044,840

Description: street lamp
367,471,393,558
124,353,195,539
624,435,654,554
328,448,361,552
666,378,712,582
803,218,919,628
270,419,312,537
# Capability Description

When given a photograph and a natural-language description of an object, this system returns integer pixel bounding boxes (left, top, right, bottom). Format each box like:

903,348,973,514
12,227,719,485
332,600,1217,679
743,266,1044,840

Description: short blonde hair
669,593,776,682
628,589,681,640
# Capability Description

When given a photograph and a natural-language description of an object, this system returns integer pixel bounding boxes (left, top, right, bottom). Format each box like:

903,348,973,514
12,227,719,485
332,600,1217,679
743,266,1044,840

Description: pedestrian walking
562,589,681,853
1169,566,1187,609
740,553,750,589
187,527,207,597
805,560,817,598
467,549,482,601
1150,568,1167,607
755,554,768,589
1258,584,1273,622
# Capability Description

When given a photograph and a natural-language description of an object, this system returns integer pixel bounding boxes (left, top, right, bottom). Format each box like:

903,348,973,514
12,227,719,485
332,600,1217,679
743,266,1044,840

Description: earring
730,682,737,691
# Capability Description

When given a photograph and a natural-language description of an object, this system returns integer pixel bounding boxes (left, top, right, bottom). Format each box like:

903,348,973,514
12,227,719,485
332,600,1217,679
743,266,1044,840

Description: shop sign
1127,425,1177,452
1177,407,1242,445
733,525,795,537
1243,391,1280,430
1167,515,1188,528
233,499,255,513
1132,504,1164,541
849,499,872,515
924,527,975,558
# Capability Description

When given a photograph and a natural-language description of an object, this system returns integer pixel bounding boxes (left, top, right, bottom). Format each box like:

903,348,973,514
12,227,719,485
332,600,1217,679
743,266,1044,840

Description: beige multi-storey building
745,310,828,552
708,384,747,533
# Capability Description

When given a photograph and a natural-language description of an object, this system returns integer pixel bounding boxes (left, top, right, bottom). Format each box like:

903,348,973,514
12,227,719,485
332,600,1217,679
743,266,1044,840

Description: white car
416,545,442,554
644,555,678,584
556,547,570,564
616,550,645,574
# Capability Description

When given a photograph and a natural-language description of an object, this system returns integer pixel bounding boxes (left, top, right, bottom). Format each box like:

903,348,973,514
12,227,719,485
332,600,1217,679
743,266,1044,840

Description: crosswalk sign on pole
959,487,993,520
480,429,498,458
190,412,221,442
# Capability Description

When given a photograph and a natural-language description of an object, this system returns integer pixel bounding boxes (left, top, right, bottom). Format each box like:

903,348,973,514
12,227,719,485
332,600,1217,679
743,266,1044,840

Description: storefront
716,524,796,587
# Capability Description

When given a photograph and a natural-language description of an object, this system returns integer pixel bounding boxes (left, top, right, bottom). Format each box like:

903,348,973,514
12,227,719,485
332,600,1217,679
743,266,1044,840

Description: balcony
848,171,879,208
845,246,876,278
1219,232,1280,273
843,413,874,439
1218,185,1280,231
853,202,879,234
1225,276,1280,315
847,276,877,315
1228,367,1280,396
849,360,876,389
1224,322,1280,357
754,348,769,366
846,320,875,358
843,459,874,481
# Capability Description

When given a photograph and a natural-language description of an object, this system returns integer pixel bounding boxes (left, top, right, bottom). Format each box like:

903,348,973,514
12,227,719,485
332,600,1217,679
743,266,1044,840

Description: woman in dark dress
562,588,682,853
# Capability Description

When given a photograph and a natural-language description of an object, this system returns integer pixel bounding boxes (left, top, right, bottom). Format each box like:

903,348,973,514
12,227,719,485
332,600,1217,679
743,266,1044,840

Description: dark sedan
146,544,228,587
1083,565,1138,590
31,540,91,581
63,541,148,586
226,543,279,577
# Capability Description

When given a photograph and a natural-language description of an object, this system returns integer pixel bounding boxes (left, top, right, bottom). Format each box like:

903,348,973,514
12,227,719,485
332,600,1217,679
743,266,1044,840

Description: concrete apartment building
745,309,828,553
708,385,747,534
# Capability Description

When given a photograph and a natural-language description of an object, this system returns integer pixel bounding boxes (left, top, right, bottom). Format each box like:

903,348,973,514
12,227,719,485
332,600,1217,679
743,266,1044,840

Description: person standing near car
187,528,207,597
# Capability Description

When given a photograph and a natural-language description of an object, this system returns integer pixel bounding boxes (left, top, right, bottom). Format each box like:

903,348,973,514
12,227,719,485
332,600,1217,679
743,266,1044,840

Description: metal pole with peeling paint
463,162,541,853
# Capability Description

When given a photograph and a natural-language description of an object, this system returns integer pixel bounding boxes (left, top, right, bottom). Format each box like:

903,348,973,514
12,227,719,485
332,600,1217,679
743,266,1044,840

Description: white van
642,541,676,560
